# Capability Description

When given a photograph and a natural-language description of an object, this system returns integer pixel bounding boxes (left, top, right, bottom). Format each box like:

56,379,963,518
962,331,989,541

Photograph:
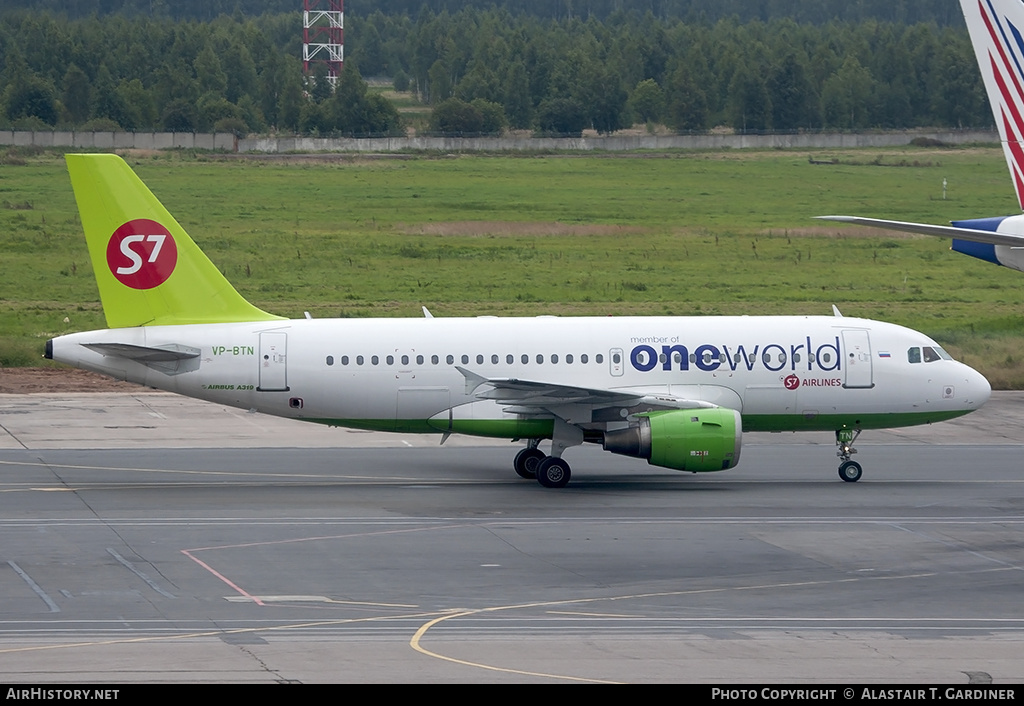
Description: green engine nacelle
602,408,742,472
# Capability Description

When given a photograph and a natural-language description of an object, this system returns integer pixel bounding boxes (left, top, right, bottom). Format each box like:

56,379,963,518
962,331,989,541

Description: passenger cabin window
326,356,334,366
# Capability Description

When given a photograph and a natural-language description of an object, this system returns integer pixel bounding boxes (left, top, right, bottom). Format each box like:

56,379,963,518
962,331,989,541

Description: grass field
3,144,1024,387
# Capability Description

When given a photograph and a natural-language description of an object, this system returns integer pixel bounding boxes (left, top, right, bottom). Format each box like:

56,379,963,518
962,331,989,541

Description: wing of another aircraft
815,215,1024,248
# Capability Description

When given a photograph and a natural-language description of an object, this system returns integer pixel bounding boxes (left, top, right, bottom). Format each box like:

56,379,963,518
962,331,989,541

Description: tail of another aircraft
66,154,283,328
962,0,1024,210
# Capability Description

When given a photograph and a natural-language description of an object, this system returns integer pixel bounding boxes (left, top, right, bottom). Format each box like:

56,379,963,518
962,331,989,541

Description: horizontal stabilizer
82,342,200,361
81,342,201,375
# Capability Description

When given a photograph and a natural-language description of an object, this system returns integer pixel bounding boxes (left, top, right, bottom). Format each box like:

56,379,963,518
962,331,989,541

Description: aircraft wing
815,215,1024,248
456,366,716,410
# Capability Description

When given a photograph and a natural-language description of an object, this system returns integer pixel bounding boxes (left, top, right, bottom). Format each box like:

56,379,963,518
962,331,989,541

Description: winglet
66,154,284,328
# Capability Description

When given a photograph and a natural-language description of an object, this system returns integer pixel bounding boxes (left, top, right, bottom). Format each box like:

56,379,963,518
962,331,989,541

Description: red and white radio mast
303,1,344,86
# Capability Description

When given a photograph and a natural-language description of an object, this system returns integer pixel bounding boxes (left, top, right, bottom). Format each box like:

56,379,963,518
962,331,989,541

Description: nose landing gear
836,428,862,482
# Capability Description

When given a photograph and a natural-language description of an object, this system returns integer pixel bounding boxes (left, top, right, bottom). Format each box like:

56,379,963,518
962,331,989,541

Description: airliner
45,154,990,487
819,0,1024,271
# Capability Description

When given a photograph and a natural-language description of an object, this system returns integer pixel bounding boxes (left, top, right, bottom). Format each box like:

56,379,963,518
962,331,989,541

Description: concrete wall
0,129,998,154
0,131,236,151
238,129,998,153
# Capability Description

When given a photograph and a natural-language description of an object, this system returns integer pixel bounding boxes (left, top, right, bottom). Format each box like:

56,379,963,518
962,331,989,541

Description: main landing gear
513,424,581,489
513,445,545,479
514,443,572,488
836,429,863,482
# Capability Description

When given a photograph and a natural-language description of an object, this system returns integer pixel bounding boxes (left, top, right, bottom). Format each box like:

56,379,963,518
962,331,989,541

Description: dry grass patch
759,226,929,239
399,221,648,237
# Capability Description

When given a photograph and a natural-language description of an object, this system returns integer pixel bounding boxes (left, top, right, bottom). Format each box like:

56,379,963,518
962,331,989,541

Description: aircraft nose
968,365,992,407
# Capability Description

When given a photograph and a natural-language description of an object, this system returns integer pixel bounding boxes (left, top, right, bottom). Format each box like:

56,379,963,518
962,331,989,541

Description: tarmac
0,390,1022,684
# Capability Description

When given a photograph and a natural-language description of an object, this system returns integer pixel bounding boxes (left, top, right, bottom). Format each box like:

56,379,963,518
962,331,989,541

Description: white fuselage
49,315,990,436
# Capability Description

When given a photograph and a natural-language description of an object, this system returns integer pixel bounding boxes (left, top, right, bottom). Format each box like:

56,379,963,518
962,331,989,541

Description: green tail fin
66,154,284,328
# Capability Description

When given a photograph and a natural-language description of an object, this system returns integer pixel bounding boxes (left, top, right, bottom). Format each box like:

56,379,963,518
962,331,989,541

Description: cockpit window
910,345,953,364
923,346,952,362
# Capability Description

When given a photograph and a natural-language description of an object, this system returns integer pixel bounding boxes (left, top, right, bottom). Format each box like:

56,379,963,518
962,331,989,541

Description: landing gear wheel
838,460,863,483
536,456,571,488
514,447,546,479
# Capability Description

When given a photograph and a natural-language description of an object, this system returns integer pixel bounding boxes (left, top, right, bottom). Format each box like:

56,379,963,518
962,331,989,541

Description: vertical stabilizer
66,154,284,328
961,0,1024,210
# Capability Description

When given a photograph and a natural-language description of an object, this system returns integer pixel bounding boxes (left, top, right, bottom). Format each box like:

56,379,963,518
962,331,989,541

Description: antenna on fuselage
831,305,843,317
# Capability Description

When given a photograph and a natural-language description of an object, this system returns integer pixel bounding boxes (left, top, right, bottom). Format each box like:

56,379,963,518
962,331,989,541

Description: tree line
0,0,968,26
0,7,991,138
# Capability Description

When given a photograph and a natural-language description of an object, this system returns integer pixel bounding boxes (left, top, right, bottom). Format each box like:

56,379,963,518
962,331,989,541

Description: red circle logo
106,219,177,289
784,374,801,390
